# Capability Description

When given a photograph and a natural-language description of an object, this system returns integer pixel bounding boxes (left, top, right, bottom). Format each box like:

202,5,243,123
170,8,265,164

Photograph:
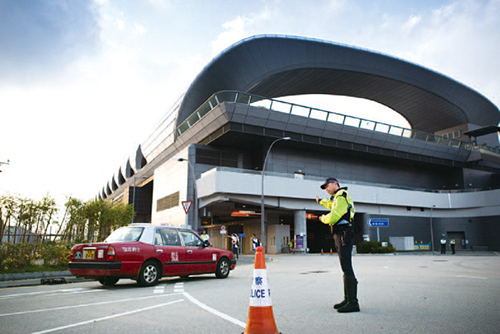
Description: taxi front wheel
215,258,230,278
138,260,160,286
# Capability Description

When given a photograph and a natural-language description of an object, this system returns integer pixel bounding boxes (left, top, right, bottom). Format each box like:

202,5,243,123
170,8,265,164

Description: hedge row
0,242,72,273
357,241,395,254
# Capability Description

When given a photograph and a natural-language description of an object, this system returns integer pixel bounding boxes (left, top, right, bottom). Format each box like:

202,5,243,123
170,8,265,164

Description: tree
61,198,86,243
82,199,135,242
0,195,59,245
1,195,135,245
0,196,17,243
61,198,135,243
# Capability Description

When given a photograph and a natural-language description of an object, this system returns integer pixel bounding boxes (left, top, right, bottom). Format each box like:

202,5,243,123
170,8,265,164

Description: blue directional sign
368,218,389,227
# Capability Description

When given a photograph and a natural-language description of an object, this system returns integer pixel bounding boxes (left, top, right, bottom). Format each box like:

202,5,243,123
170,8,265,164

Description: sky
1,0,499,212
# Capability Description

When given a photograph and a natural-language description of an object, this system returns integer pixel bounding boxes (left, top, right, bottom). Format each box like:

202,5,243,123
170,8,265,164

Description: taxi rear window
105,227,144,242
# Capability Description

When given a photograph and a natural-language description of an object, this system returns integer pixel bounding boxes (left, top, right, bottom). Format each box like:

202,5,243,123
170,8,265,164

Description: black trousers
334,232,356,278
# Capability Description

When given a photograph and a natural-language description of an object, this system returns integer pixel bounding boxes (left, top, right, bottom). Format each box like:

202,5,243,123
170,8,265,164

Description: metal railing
177,91,499,155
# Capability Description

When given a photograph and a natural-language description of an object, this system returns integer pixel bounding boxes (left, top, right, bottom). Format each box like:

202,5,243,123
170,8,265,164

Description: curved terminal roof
177,35,499,134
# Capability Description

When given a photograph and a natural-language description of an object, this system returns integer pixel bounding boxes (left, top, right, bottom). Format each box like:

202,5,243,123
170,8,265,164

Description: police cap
320,177,338,189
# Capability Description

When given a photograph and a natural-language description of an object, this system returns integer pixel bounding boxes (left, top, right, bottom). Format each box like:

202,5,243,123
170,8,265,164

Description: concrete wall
151,147,191,227
197,168,500,250
197,168,500,213
269,147,463,191
359,214,500,251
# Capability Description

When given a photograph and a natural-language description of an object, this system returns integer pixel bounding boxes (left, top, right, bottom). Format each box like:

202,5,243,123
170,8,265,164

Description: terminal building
100,35,500,253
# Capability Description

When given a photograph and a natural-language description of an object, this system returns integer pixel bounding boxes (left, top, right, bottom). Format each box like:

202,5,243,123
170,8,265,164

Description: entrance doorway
307,219,334,253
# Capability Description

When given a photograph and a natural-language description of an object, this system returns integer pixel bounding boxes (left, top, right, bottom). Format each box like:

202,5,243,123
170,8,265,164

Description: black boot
337,276,360,313
334,275,348,309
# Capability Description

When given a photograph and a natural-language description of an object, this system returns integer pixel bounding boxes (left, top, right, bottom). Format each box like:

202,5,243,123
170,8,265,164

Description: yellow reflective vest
319,188,356,226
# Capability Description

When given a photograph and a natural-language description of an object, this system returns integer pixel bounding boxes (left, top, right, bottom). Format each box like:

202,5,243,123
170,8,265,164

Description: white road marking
6,284,245,330
174,282,184,293
183,292,246,328
0,288,85,299
455,275,488,280
32,299,184,334
43,290,104,298
0,293,179,317
153,285,165,294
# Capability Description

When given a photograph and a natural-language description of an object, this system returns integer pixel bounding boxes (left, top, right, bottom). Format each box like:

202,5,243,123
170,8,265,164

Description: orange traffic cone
321,248,324,255
244,246,279,334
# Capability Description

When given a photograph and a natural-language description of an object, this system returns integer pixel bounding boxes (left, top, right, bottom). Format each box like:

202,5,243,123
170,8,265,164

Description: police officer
200,229,210,243
316,177,359,313
440,235,447,254
450,238,456,254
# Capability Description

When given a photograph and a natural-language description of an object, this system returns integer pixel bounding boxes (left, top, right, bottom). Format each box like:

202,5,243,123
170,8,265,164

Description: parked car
68,224,236,286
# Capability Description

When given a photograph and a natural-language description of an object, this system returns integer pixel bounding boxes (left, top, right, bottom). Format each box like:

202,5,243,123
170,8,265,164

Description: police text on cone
244,246,279,334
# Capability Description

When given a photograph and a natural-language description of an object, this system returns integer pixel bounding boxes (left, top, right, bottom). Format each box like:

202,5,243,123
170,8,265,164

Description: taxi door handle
157,249,163,253
187,250,193,254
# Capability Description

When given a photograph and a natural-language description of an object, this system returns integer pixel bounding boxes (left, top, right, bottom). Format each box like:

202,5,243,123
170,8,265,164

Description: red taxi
68,224,236,286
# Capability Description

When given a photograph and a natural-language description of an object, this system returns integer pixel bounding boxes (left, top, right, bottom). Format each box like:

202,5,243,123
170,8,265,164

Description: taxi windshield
105,227,144,242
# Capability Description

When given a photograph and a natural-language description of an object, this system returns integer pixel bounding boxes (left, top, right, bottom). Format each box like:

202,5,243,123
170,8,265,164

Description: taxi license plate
83,249,95,259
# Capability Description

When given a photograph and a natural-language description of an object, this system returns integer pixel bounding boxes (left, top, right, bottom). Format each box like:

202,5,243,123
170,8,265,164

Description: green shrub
357,241,395,254
0,245,8,268
0,242,72,273
39,243,71,267
0,243,35,270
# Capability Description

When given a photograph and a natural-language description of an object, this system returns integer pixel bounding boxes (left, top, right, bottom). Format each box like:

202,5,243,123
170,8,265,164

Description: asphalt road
1,253,499,334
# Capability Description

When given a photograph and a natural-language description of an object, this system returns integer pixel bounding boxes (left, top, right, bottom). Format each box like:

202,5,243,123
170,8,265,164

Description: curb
0,271,92,288
0,270,72,282
0,276,90,288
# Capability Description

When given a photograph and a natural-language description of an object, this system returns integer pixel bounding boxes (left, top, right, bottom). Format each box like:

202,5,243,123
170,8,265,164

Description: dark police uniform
318,178,359,313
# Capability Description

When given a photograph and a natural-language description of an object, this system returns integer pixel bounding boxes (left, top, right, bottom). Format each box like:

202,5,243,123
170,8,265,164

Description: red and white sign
231,210,261,217
306,213,319,220
181,201,193,214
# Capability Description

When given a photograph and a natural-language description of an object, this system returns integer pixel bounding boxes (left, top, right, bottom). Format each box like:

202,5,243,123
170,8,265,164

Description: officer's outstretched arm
318,198,332,209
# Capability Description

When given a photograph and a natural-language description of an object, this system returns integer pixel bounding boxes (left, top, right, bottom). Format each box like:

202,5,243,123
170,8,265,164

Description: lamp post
261,137,291,253
132,175,148,223
430,205,436,253
178,158,198,230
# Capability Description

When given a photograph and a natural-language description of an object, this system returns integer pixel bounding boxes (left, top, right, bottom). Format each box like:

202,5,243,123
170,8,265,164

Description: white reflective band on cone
249,269,272,307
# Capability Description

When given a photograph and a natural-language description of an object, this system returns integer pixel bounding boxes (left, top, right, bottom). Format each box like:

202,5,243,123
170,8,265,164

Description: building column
294,210,307,252
266,213,279,253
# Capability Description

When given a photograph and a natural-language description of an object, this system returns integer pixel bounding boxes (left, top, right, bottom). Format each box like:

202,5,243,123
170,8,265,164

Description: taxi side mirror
203,240,210,248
